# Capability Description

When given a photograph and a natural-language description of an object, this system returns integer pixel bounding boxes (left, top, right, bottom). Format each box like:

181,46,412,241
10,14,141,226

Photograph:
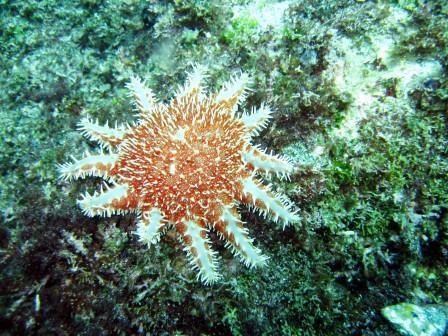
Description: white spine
135,208,165,247
240,104,272,135
127,76,156,113
78,183,129,217
242,145,294,177
182,220,221,284
181,64,207,97
220,206,268,267
78,118,126,148
58,153,118,180
216,72,251,109
242,177,299,227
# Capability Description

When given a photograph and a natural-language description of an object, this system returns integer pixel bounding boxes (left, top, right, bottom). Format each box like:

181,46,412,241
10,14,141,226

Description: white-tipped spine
78,117,126,149
242,177,299,227
78,183,129,217
185,64,207,95
175,64,208,99
134,208,165,247
216,72,251,110
242,145,295,178
58,152,118,181
240,103,272,136
127,76,156,113
220,206,268,268
182,220,221,285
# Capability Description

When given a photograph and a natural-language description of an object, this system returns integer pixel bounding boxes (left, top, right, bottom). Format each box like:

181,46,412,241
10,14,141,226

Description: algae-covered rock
382,303,448,336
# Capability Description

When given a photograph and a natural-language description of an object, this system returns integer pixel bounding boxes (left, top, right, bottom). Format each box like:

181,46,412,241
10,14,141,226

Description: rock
382,302,448,336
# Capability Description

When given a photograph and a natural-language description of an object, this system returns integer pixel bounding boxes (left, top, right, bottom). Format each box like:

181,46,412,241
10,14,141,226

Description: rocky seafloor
0,0,447,335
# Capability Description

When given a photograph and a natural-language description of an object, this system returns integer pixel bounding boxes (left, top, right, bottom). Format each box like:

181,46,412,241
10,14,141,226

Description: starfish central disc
114,97,248,223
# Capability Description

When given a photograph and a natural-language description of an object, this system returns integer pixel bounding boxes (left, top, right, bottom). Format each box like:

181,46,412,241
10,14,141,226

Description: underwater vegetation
0,0,447,335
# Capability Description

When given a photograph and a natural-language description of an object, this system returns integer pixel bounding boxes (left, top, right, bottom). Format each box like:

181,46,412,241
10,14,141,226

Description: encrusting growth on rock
59,66,299,284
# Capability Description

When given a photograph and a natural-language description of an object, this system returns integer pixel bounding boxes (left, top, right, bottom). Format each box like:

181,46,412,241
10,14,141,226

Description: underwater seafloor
1,0,447,335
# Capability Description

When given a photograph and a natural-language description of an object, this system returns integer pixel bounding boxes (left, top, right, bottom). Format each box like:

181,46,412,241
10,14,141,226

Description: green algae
0,0,447,334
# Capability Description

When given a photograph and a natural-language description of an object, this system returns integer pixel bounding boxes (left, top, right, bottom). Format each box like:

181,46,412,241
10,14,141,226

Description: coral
59,66,298,284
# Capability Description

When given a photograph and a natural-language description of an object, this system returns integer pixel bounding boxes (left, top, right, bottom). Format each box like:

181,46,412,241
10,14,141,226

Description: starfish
59,66,299,284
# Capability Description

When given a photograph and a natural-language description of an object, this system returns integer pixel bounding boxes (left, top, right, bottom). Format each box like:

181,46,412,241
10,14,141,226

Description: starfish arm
127,76,156,114
215,72,251,114
242,145,295,177
78,183,134,217
78,117,126,149
215,206,268,268
134,208,166,247
240,104,272,136
177,220,221,285
177,64,207,98
240,177,300,227
58,152,118,181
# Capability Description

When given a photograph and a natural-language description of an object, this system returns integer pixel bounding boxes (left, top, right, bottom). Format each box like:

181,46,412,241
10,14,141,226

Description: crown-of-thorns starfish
59,66,299,284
